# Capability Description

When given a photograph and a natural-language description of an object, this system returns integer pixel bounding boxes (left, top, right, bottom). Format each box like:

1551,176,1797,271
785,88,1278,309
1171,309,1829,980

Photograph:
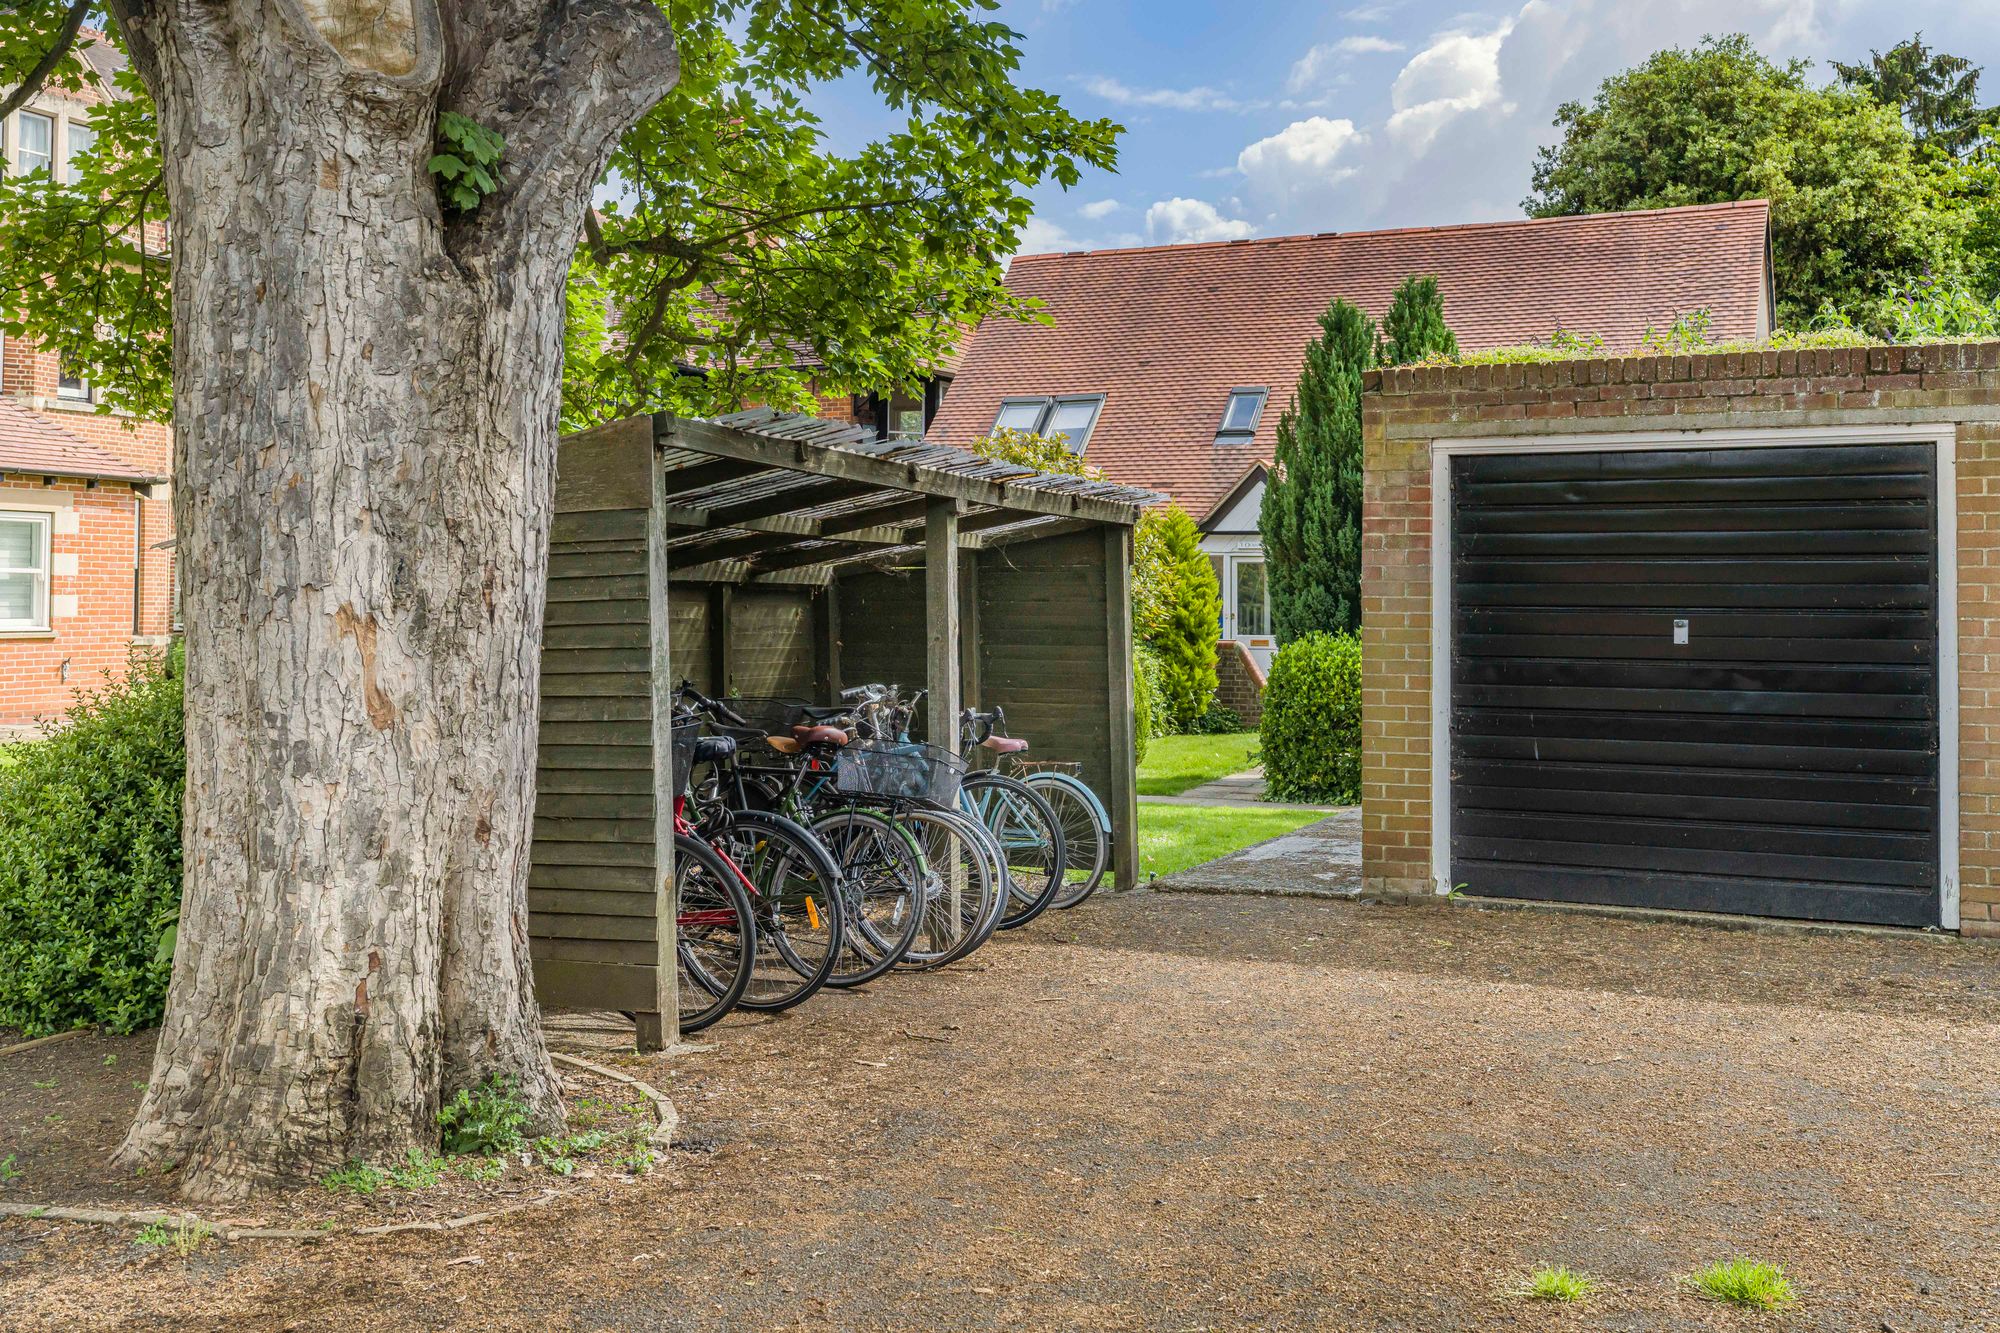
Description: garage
1439,437,1948,929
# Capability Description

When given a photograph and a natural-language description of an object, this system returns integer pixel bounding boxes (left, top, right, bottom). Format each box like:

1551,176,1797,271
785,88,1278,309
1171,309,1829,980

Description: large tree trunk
108,0,677,1200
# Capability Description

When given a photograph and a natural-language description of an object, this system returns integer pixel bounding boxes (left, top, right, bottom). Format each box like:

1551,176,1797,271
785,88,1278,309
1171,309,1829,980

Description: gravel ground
2,890,1996,1331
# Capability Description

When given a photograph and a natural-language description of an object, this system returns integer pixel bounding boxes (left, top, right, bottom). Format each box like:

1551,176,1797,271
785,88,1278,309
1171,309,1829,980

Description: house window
15,111,53,176
65,120,94,182
0,512,51,631
1217,388,1267,442
989,394,1105,453
57,358,91,402
1233,558,1270,638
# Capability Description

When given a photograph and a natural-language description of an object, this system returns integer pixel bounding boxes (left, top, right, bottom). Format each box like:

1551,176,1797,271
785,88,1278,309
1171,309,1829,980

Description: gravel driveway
4,891,1996,1331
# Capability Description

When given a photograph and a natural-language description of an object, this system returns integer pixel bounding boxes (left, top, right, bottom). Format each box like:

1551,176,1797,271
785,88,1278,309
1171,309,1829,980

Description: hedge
1132,643,1167,765
0,648,184,1036
1258,632,1362,805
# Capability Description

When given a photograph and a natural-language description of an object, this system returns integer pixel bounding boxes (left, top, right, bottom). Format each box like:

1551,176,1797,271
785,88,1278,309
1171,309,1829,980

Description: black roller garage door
1449,442,1941,927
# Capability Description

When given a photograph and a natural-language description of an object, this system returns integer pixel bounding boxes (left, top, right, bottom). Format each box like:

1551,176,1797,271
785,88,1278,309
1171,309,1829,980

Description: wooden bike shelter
528,410,1158,1049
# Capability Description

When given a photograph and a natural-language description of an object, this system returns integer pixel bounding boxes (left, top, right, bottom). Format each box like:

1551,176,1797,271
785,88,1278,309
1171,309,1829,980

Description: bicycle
956,707,1068,929
663,722,755,1034
962,704,1113,909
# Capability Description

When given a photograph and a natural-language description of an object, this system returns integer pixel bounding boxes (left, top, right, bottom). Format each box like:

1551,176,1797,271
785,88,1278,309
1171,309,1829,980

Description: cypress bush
1136,506,1220,731
1259,632,1362,805
0,648,184,1037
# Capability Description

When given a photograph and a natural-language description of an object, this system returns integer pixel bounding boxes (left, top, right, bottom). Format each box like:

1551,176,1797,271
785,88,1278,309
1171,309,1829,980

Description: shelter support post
1104,524,1139,889
927,497,963,751
645,435,679,1051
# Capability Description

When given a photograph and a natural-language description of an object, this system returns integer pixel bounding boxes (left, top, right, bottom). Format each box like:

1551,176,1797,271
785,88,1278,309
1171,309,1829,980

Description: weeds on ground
1514,1265,1597,1303
134,1217,211,1257
0,1154,19,1184
1685,1259,1798,1310
438,1074,530,1156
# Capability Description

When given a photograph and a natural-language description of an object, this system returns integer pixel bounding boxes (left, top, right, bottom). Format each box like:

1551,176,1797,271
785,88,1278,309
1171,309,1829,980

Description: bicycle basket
668,721,703,798
833,739,966,807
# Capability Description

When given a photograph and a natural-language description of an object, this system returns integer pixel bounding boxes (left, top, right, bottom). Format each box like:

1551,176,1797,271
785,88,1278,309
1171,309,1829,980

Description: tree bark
107,0,677,1200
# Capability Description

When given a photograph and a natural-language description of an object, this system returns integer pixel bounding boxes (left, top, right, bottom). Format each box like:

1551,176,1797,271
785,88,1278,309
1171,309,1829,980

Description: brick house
930,202,1776,713
1,41,176,733
1361,341,2000,937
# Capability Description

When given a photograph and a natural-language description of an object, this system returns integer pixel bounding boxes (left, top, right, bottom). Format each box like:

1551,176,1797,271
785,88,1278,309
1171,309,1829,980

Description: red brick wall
1213,640,1265,727
1361,341,2000,937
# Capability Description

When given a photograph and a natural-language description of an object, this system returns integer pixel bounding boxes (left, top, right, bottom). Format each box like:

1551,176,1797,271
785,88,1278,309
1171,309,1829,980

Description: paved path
1138,766,1343,811
1153,805,1361,897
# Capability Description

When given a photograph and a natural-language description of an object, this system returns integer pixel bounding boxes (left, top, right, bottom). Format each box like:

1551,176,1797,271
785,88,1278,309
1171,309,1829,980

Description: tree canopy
0,2,1119,426
1525,34,1955,325
1835,33,1996,161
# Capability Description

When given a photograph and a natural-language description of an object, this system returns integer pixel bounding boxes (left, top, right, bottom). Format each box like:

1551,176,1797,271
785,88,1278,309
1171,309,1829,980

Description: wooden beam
1102,523,1138,892
705,476,882,528
661,456,773,497
926,497,962,752
706,584,733,695
747,539,894,576
965,517,1098,550
646,438,680,1049
661,415,1144,526
959,558,981,712
818,495,930,536
813,586,841,700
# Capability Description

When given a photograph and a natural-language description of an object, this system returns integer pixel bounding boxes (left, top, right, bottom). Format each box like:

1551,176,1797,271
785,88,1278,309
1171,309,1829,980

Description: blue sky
817,1,2000,256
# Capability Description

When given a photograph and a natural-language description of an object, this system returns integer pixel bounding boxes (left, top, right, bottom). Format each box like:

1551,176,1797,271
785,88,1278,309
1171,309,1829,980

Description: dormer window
1216,388,1266,443
990,394,1105,453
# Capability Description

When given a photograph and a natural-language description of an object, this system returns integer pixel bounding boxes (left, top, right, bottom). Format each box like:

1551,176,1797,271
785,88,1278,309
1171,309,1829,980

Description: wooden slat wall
531,422,661,1017
669,588,710,691
836,567,932,735
975,529,1118,828
729,589,816,697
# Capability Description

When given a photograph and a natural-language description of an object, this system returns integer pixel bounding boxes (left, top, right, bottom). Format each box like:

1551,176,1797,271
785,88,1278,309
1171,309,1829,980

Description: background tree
1835,33,1996,161
1382,275,1458,366
1137,507,1220,731
968,427,1103,479
0,3,1114,1201
1525,34,1955,323
1260,299,1374,642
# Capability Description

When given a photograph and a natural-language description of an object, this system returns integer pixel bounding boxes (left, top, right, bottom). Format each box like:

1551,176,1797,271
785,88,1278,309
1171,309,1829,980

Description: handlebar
675,679,750,729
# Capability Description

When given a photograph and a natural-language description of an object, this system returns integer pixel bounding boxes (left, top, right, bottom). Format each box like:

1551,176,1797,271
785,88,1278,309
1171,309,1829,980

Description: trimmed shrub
1136,506,1220,731
1259,632,1362,805
1187,703,1244,735
0,648,184,1037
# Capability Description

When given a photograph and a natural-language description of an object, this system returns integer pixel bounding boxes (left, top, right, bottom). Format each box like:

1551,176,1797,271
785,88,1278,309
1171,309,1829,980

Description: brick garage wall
1360,341,2000,937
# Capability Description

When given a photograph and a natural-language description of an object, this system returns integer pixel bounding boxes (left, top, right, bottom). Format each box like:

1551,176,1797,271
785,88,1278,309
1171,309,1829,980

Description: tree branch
0,0,93,121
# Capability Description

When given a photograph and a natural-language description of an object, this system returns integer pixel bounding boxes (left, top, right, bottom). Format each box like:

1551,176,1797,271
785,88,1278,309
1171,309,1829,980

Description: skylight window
990,395,1105,453
1217,388,1266,442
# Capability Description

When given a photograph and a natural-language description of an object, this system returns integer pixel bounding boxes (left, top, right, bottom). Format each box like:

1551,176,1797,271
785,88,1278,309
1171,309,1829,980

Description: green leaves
1259,632,1362,806
1135,507,1220,732
428,112,506,213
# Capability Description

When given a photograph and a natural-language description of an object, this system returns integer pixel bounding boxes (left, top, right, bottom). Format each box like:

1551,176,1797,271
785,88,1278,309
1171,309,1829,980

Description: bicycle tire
672,832,755,1033
937,806,1010,955
1024,772,1111,908
711,810,846,1012
808,807,925,987
962,772,1067,930
892,806,997,970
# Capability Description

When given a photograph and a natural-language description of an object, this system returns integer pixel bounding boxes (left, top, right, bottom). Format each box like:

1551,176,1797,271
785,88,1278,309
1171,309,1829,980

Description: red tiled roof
930,201,1773,516
0,397,161,482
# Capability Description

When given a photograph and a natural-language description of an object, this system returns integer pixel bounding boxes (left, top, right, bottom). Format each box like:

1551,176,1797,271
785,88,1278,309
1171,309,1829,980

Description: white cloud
1145,197,1255,245
1384,23,1514,151
1238,116,1365,179
1078,198,1122,221
1082,76,1262,113
1016,216,1078,255
1289,34,1408,92
1340,3,1397,19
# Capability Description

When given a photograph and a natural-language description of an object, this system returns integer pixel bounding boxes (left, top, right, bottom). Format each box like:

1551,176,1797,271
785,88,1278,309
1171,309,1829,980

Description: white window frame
1216,387,1267,442
56,359,93,402
64,118,94,184
0,509,53,633
1428,423,1959,930
990,394,1106,453
14,109,53,177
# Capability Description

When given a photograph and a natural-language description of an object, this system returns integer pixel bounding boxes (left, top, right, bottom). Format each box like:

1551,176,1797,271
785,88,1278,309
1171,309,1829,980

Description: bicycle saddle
765,736,801,755
979,735,1028,754
792,724,850,746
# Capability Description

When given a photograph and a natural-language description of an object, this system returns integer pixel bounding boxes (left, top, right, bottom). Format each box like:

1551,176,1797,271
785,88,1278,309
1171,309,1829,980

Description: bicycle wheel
673,832,755,1033
809,807,925,987
894,807,997,970
711,811,846,1012
962,772,1067,930
1026,773,1111,909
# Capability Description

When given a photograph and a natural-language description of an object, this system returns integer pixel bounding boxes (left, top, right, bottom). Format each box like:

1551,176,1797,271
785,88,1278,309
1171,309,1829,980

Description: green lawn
1137,731,1259,796
1136,803,1326,879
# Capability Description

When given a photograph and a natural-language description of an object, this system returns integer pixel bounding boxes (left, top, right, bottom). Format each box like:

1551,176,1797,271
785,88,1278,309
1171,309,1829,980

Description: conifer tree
1383,275,1459,365
1260,299,1376,642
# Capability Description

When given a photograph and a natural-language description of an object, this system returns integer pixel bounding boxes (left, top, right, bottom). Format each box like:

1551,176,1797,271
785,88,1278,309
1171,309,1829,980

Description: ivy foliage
1525,34,1958,326
0,648,184,1037
0,5,1120,426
